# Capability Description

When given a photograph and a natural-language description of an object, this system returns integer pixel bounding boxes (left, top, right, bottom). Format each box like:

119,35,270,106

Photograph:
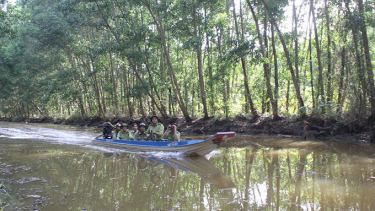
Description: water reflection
227,145,375,211
147,156,235,190
2,122,375,210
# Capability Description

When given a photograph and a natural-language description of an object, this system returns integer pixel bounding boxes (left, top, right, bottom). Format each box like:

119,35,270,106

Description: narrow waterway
1,121,375,210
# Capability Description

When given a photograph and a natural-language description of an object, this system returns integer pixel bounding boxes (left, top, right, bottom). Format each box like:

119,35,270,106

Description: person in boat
112,123,122,139
129,123,138,139
118,118,125,125
163,123,180,142
134,123,149,141
103,119,114,139
147,115,164,141
117,123,131,140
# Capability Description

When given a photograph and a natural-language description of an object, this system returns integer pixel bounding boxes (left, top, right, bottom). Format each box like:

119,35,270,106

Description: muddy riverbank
1,115,374,142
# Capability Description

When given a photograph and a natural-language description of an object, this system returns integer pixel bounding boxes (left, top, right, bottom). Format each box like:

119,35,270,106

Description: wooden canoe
93,132,235,156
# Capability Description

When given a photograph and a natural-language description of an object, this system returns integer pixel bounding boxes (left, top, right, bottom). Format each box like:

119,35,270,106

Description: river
1,121,375,210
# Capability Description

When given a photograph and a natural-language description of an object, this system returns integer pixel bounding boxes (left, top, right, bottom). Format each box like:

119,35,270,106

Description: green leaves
0,0,374,119
228,39,257,59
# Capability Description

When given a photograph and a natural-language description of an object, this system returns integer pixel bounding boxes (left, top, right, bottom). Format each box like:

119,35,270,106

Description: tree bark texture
311,0,325,113
260,0,305,115
193,3,209,119
358,0,375,118
143,0,192,122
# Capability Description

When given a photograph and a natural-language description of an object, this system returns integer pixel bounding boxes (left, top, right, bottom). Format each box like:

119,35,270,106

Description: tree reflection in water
2,137,375,210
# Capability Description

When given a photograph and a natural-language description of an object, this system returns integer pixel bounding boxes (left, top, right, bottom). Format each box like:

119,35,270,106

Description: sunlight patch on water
0,122,130,153
205,149,223,159
0,124,93,142
291,202,319,210
348,157,375,164
288,141,326,148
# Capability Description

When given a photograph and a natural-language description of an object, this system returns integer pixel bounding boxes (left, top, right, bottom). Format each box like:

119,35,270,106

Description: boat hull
93,132,235,156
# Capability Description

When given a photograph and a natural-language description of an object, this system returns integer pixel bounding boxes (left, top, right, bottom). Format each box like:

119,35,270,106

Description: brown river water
1,122,375,210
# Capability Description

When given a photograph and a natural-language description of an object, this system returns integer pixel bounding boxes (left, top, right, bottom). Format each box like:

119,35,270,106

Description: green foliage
0,0,373,120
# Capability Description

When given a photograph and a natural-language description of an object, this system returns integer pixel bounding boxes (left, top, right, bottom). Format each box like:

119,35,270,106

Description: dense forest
0,0,374,122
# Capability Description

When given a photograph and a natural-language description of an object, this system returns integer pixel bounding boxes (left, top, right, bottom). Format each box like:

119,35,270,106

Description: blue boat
93,132,235,156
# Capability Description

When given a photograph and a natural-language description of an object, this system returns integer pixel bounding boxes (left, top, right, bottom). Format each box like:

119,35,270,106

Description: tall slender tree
311,0,325,113
193,1,209,119
142,0,192,122
234,0,258,118
324,0,332,104
260,0,305,116
358,0,375,118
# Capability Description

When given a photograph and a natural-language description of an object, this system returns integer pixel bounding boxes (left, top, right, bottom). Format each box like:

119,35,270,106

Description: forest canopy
0,0,374,122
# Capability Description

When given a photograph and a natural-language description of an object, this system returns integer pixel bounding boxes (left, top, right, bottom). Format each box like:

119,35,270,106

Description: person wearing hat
129,123,138,140
146,115,164,141
134,123,148,141
163,123,180,142
112,123,122,139
117,123,131,140
118,118,125,125
102,119,114,139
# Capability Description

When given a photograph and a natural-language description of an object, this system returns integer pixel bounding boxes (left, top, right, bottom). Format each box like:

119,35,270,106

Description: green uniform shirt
117,130,131,140
146,123,164,141
134,131,149,141
113,130,121,139
165,130,181,142
128,130,136,140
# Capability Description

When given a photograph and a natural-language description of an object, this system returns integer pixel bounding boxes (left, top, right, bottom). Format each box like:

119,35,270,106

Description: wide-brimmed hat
121,123,128,128
150,115,160,121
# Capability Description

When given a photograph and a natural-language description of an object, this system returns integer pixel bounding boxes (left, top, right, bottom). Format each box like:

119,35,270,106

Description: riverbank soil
1,115,373,142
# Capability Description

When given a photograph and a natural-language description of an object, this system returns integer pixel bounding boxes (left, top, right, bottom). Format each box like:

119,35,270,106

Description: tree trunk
31,101,45,117
286,79,290,112
71,55,86,117
84,28,104,117
311,0,325,113
193,3,209,119
260,0,305,116
109,53,118,114
344,0,367,117
293,0,300,82
309,26,315,109
217,27,229,117
247,1,274,118
143,0,192,122
100,76,107,115
151,86,156,115
358,0,375,118
204,7,214,115
325,0,332,104
337,45,346,112
233,0,257,117
122,62,133,117
144,55,169,117
89,59,104,117
271,23,280,120
234,0,247,114
206,33,214,116
127,58,168,118
293,0,300,83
